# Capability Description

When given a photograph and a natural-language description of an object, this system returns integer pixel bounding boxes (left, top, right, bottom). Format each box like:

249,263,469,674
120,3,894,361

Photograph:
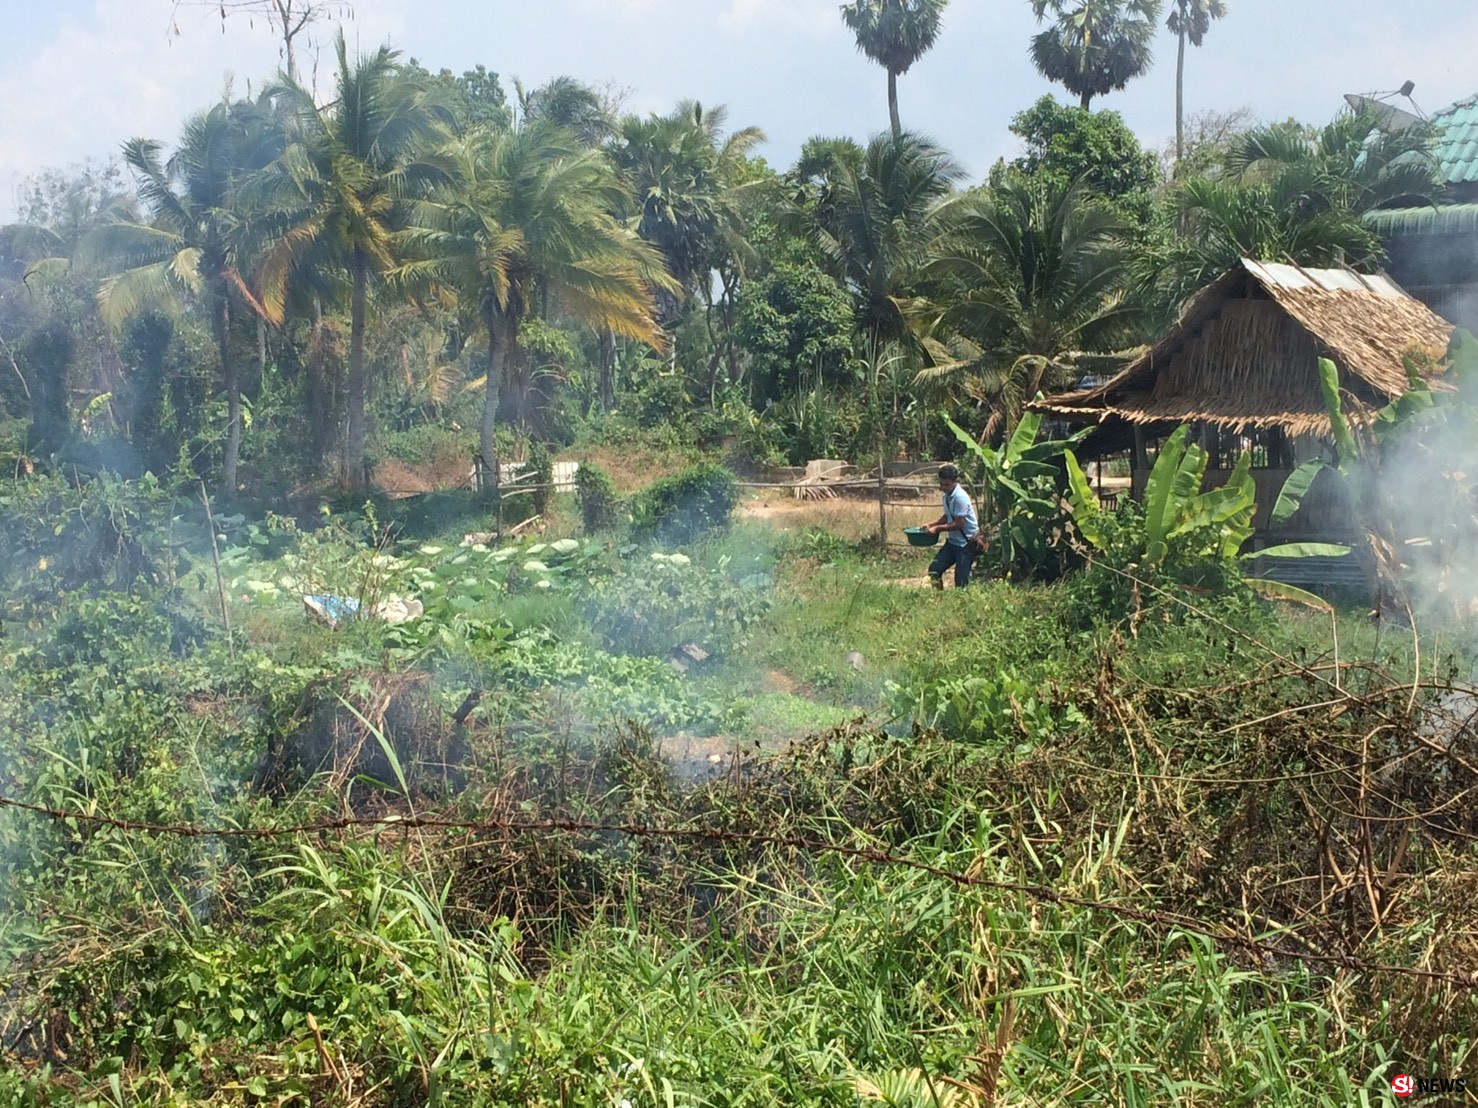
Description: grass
0,472,1471,1105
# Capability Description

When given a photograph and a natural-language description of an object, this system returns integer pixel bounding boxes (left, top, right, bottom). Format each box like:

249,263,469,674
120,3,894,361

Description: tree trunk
888,69,902,140
598,329,614,411
218,296,241,498
480,305,511,497
345,248,368,489
1176,27,1187,165
1080,89,1093,111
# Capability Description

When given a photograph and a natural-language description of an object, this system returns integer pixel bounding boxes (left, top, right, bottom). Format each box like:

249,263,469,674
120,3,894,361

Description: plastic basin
903,526,939,548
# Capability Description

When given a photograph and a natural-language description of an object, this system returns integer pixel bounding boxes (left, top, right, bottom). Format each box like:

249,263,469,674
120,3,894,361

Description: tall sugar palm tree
258,32,448,488
396,124,676,476
925,175,1138,436
1029,0,1163,111
77,98,278,494
1167,0,1227,164
840,0,951,139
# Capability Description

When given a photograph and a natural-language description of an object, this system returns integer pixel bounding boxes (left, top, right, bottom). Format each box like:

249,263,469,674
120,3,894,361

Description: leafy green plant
1065,425,1346,612
574,460,622,533
1271,345,1478,617
889,668,1087,749
580,551,771,658
945,411,1085,579
630,461,738,546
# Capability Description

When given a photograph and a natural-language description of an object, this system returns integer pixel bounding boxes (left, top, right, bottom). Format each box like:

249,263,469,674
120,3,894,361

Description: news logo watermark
1392,1073,1468,1097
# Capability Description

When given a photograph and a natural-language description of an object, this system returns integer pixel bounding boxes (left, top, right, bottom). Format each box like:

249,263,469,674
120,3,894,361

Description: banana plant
1065,424,1347,610
1271,337,1478,616
945,411,1088,579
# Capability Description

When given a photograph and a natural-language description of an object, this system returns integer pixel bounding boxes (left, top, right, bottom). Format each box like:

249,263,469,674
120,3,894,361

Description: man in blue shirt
924,464,980,590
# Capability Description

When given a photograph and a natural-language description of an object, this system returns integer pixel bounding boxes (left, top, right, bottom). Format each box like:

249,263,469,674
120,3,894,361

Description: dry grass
577,445,696,495
738,492,937,543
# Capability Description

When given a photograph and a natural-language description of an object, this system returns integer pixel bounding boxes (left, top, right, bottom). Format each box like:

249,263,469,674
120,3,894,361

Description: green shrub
631,462,738,546
580,552,771,657
376,424,473,469
528,441,554,516
575,461,622,533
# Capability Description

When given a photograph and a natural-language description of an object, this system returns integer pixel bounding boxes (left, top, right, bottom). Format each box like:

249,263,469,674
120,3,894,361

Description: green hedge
575,461,622,533
631,462,738,546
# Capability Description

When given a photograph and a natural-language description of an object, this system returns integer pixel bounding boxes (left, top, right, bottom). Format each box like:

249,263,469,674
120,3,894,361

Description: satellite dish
1344,93,1424,131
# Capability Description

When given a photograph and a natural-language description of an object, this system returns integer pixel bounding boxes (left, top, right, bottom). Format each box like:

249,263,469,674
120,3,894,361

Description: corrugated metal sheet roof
1432,94,1478,186
1240,258,1407,298
1367,202,1478,236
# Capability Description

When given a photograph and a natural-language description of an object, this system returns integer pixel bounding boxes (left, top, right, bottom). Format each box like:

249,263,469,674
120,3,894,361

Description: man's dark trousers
929,542,977,588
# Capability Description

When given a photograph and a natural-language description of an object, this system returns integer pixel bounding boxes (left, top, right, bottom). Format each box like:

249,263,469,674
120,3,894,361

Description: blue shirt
942,486,979,547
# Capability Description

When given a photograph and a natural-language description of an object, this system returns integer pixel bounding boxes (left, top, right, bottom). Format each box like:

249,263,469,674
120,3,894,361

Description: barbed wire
1,792,1472,990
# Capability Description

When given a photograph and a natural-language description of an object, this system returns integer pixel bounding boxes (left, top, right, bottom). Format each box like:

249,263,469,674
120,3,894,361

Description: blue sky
4,0,1477,217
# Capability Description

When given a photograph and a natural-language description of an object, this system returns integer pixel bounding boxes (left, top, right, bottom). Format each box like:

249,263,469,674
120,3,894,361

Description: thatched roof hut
1036,259,1453,438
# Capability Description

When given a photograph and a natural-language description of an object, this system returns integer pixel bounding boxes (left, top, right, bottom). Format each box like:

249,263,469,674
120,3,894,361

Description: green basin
903,526,939,548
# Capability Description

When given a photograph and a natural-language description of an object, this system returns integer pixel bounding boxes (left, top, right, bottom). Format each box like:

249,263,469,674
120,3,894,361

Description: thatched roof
1035,259,1454,437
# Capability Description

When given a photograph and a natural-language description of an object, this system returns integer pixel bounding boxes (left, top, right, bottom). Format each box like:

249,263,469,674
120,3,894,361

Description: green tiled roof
1432,94,1478,186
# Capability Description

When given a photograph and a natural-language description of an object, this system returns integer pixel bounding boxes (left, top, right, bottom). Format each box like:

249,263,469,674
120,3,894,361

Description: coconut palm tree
1167,0,1227,165
1029,0,1163,111
802,132,960,352
76,98,278,494
794,131,960,543
609,101,765,390
518,77,617,148
840,0,951,139
924,175,1138,437
257,32,448,489
395,124,675,477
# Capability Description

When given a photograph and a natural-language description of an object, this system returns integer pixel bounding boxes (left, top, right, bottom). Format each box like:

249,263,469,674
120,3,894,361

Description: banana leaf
1270,460,1328,526
1168,485,1255,540
1317,357,1358,465
1246,542,1352,559
1246,578,1334,613
1006,412,1043,462
1218,453,1258,558
1064,452,1105,548
1007,460,1060,481
1142,425,1190,564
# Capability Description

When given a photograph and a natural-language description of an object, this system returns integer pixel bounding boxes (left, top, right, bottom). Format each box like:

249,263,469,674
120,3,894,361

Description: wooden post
493,455,504,538
877,427,888,551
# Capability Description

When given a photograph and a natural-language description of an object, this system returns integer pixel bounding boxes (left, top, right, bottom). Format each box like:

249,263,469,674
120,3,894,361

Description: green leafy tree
1029,0,1164,111
76,99,277,494
991,95,1160,224
794,132,959,542
405,60,512,132
1167,0,1227,164
20,321,73,456
610,101,765,390
840,0,951,139
735,257,857,403
396,124,674,475
258,33,449,489
926,175,1138,436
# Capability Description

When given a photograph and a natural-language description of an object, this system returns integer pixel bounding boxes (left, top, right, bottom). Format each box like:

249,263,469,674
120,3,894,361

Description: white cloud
717,0,836,36
0,0,403,218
